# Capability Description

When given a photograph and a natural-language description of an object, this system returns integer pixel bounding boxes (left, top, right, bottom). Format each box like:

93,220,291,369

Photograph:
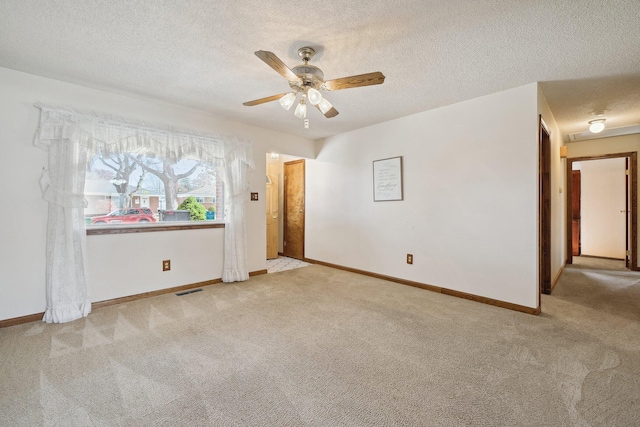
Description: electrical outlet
163,260,171,271
251,192,259,201
407,254,413,265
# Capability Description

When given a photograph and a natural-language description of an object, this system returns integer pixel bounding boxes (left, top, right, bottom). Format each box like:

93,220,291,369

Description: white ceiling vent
569,125,640,142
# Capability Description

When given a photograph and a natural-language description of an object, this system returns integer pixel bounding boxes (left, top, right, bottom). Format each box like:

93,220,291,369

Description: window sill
86,221,225,236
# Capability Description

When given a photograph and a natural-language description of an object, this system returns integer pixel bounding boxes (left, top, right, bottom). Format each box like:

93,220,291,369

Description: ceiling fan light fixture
244,47,385,122
279,93,296,110
318,98,333,114
294,97,307,119
307,88,323,105
588,119,606,133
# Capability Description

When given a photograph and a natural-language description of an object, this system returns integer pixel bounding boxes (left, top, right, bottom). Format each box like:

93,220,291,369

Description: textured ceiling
1,0,639,141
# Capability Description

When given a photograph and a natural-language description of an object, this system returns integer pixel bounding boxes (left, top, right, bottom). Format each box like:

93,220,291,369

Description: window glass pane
85,152,223,226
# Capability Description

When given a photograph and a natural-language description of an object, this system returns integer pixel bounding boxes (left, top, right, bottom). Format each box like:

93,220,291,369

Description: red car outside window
91,208,156,224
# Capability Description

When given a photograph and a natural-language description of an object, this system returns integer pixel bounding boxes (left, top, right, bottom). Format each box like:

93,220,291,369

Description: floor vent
176,288,203,296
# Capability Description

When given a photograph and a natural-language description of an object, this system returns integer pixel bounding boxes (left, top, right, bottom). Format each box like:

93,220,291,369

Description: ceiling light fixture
294,95,307,119
589,119,606,133
279,93,296,110
245,46,385,129
307,88,322,105
318,98,333,115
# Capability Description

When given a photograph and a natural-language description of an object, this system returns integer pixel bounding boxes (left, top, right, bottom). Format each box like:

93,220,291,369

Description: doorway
283,159,305,260
539,116,551,295
566,152,637,270
571,169,581,256
266,165,278,259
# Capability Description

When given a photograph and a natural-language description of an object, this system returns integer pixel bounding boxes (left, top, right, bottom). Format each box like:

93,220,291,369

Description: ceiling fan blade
324,72,385,91
243,93,289,106
255,51,301,82
314,104,339,118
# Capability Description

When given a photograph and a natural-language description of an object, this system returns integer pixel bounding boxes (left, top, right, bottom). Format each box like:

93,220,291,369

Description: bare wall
578,158,626,259
305,83,540,309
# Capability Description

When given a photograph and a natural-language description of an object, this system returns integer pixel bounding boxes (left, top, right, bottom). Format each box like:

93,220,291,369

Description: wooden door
626,158,630,267
630,153,638,270
539,117,551,295
266,169,278,259
283,159,305,259
572,170,581,256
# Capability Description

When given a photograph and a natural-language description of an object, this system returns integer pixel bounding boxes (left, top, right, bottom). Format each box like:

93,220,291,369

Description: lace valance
34,104,254,169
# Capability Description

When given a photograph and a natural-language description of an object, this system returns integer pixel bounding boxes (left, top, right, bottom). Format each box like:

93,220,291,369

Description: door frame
565,152,637,269
538,116,552,296
571,170,581,256
265,168,279,260
627,158,630,268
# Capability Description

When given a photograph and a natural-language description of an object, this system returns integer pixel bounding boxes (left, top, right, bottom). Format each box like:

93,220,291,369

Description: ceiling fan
243,47,385,126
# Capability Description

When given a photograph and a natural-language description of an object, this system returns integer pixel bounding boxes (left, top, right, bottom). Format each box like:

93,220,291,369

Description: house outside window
85,152,223,226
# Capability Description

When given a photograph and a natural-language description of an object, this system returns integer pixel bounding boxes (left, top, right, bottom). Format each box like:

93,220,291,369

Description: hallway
549,256,639,322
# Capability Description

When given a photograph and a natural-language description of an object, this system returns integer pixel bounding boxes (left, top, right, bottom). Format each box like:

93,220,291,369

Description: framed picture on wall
373,156,403,201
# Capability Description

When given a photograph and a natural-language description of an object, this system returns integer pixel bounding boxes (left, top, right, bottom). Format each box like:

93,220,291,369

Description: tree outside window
85,151,223,225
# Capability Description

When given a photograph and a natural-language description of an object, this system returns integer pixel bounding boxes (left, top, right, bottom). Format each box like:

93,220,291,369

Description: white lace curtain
34,104,254,323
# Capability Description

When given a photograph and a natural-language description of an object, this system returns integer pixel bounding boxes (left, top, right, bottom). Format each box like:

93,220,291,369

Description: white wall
567,134,640,158
579,158,626,259
0,67,316,321
306,83,540,309
87,228,225,302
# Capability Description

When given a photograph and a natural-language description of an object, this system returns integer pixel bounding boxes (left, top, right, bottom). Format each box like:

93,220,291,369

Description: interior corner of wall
314,138,329,159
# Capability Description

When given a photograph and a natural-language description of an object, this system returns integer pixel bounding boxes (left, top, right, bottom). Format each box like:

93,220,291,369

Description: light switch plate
251,192,259,201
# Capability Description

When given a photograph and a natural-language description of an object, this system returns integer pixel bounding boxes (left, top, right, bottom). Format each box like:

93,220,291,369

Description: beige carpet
1,258,639,426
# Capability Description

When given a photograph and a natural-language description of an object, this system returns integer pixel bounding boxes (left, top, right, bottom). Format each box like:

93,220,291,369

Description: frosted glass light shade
279,93,296,110
307,88,323,105
589,120,605,133
294,101,307,119
318,98,333,114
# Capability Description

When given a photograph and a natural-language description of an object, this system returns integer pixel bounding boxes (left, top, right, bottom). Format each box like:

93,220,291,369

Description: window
36,104,253,301
85,152,223,227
